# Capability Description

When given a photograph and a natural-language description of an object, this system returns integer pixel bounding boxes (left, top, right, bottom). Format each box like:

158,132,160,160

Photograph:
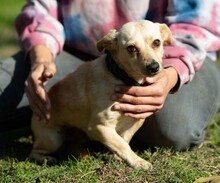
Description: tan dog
29,20,172,170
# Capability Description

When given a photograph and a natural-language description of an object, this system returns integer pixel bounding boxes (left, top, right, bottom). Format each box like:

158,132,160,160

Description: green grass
0,0,26,60
1,1,220,183
0,127,220,183
0,115,219,183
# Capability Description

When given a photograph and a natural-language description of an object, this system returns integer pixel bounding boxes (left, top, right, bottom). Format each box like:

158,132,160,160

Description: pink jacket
15,0,220,90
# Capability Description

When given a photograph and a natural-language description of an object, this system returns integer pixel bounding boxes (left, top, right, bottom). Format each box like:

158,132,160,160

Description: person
0,0,220,150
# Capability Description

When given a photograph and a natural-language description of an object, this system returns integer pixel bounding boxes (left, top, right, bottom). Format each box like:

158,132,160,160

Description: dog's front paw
113,154,122,161
133,159,153,170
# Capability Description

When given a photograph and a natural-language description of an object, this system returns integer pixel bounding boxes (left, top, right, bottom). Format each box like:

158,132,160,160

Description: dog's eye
152,39,161,48
127,45,138,53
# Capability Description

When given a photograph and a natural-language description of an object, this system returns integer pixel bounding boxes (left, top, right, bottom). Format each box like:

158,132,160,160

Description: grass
0,125,220,183
1,1,220,183
0,0,26,60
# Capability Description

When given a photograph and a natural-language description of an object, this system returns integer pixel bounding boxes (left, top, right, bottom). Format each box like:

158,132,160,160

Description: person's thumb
144,76,156,84
43,63,56,81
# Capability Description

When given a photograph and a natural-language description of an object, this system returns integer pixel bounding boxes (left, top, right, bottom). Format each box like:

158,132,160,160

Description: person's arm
163,0,220,90
15,0,65,57
15,0,64,122
112,0,220,118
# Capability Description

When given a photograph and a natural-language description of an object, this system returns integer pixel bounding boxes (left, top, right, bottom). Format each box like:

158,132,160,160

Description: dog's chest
115,116,144,133
97,109,143,130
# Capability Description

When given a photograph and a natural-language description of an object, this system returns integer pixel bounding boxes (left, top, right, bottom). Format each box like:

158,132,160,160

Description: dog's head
96,20,172,82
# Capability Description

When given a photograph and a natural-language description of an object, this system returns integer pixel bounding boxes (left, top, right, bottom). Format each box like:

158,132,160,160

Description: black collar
105,52,144,86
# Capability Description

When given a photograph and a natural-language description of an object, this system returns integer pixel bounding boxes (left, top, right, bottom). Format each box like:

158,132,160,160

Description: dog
29,20,172,170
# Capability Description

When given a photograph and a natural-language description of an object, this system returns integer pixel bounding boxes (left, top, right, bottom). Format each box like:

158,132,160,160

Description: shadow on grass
0,127,32,161
0,127,109,165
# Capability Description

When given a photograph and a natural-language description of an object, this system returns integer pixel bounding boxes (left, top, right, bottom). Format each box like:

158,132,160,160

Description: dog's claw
132,159,153,170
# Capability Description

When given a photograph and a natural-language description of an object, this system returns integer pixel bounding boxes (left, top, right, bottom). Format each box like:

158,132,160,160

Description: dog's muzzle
146,60,160,75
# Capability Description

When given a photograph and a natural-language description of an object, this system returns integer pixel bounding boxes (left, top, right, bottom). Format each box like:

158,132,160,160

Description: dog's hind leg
90,125,152,170
29,115,64,164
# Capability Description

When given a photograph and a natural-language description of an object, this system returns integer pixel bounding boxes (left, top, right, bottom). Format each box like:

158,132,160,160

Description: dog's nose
146,61,160,75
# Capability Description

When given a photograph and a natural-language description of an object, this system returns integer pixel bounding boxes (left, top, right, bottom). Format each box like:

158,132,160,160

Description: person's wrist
164,67,179,91
29,45,53,65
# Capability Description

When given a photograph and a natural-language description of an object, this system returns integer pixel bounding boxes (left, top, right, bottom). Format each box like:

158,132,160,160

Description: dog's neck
105,52,146,86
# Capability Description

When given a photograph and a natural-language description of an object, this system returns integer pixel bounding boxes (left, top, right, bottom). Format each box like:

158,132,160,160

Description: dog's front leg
89,125,152,170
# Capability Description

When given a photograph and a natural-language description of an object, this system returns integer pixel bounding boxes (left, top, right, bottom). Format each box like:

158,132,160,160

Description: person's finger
25,81,44,120
112,103,162,113
111,93,163,105
112,103,162,119
25,88,42,120
114,85,164,97
30,64,52,108
25,78,50,122
43,63,56,82
144,71,164,84
124,111,154,119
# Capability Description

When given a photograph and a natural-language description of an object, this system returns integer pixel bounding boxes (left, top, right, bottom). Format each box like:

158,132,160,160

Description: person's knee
134,117,206,151
163,125,205,150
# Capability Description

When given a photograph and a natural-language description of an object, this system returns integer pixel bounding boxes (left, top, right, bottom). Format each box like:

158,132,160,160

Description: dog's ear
96,29,117,52
159,24,172,45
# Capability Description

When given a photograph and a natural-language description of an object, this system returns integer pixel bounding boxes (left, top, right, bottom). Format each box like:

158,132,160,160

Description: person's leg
0,52,31,132
0,50,87,133
134,58,220,150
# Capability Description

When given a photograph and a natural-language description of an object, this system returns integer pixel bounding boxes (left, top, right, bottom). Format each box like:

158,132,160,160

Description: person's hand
111,67,178,119
25,45,56,123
